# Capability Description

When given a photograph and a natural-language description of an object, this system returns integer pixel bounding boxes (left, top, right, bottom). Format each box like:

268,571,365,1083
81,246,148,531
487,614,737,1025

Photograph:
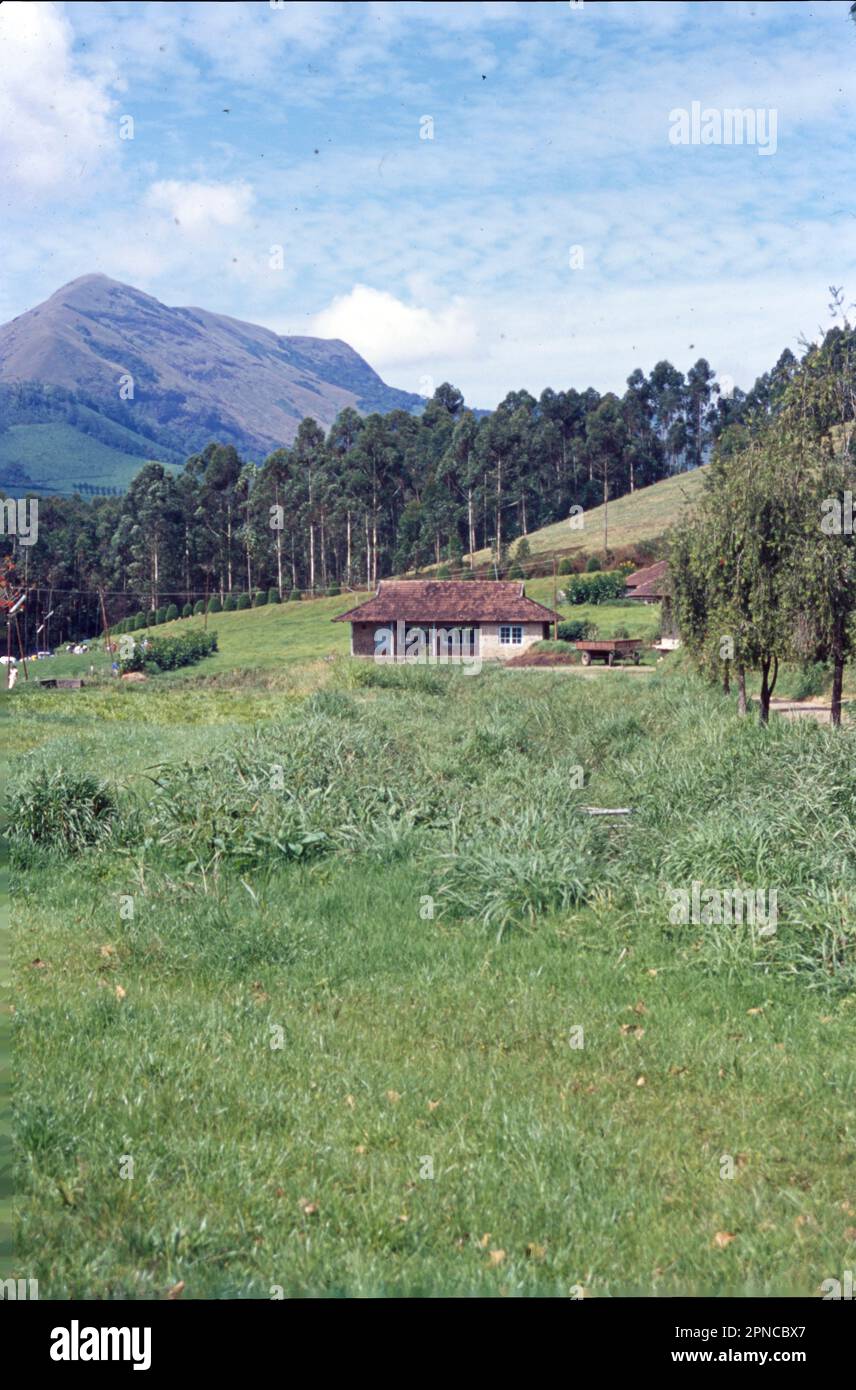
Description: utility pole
552,553,558,642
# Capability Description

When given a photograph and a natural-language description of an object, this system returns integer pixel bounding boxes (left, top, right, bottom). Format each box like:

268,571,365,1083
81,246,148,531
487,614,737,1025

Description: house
624,559,669,604
624,559,679,650
333,579,562,662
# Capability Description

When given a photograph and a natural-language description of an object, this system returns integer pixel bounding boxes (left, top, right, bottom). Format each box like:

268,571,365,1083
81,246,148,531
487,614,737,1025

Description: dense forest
2,332,852,647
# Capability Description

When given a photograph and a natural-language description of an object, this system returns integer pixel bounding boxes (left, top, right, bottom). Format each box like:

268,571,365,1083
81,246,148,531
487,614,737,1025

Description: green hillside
0,421,172,497
468,466,709,565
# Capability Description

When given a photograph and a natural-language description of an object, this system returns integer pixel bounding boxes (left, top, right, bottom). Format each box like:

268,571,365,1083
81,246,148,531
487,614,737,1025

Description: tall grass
12,663,856,1297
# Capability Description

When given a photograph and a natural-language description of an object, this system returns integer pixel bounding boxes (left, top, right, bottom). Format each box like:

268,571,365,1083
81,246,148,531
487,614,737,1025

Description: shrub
182,603,193,619
253,590,267,607
557,619,597,642
224,594,238,612
586,555,602,572
154,607,167,624
436,565,451,579
268,588,281,604
120,629,218,675
208,596,222,614
10,768,117,856
326,584,341,597
147,610,157,627
288,589,302,602
134,614,147,631
194,600,205,616
236,593,251,610
507,563,524,579
166,604,179,622
564,571,626,605
558,558,574,576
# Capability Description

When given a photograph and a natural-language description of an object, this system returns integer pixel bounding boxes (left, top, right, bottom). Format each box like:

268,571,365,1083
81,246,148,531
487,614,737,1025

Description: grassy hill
467,466,709,567
0,421,166,496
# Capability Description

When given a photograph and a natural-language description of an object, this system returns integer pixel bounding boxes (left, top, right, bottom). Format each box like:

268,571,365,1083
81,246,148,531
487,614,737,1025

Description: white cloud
144,179,254,233
0,1,115,201
308,284,477,370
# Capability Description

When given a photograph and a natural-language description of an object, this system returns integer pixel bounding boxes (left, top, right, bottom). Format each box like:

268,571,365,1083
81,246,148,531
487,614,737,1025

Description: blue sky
1,0,855,408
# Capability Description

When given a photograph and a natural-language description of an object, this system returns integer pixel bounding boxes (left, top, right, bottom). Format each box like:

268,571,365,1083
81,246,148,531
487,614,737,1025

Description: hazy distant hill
0,274,423,494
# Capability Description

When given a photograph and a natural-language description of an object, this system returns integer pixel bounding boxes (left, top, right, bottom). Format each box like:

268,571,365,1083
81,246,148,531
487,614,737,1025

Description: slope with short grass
467,466,709,566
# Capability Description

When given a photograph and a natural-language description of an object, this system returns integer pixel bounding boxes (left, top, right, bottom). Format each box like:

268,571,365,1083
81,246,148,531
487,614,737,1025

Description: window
500,624,523,645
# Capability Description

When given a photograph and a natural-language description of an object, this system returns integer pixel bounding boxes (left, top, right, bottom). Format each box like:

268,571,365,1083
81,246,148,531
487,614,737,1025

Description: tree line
2,339,842,647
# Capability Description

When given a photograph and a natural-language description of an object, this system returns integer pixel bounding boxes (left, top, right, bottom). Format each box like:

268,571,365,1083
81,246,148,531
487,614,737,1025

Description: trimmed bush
507,563,524,579
134,614,147,631
288,589,302,602
326,584,341,597
224,594,238,612
166,604,179,622
586,555,602,572
267,588,280,604
194,600,205,616
557,619,597,642
208,596,222,614
253,590,267,607
236,593,251,610
120,629,218,676
436,565,451,579
182,603,193,619
558,558,574,576
147,610,157,627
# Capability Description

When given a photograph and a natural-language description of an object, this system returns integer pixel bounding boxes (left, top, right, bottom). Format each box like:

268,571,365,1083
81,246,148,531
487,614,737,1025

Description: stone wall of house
349,618,550,660
479,621,546,660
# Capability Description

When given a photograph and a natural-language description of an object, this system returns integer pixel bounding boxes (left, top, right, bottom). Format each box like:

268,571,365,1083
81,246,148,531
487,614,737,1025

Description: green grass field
8,595,856,1299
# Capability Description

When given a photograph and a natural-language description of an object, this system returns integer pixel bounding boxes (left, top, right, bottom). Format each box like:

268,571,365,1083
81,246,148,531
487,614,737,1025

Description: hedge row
119,630,218,675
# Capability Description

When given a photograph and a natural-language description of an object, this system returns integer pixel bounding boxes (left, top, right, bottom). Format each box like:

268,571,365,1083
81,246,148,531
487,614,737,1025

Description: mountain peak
0,276,423,474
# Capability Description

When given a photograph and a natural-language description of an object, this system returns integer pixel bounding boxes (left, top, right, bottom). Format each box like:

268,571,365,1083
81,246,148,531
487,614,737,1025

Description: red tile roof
624,559,669,599
333,580,561,624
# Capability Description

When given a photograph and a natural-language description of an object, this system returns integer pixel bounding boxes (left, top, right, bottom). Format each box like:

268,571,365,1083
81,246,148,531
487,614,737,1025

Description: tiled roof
625,559,669,598
333,579,561,624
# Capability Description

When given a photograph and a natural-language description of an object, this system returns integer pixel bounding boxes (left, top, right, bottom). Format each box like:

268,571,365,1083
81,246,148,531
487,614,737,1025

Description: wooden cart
575,638,642,667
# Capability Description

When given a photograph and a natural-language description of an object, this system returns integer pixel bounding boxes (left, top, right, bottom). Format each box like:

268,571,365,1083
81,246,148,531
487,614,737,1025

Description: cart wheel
581,650,591,666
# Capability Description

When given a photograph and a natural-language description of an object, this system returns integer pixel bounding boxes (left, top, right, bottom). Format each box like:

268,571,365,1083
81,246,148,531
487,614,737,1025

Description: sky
1,0,854,410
